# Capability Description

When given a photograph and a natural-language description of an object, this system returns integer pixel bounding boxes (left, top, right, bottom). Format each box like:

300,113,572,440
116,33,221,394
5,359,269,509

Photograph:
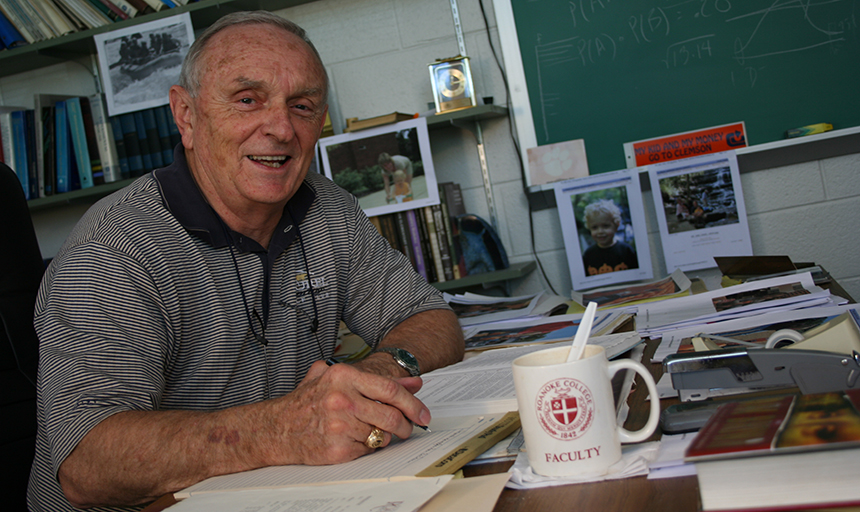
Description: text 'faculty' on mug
512,344,660,477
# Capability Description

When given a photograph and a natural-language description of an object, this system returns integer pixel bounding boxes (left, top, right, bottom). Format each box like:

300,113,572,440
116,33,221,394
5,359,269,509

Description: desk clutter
140,256,860,511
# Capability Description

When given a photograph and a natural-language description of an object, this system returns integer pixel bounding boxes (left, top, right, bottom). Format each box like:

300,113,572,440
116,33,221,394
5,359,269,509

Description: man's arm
354,308,465,378
58,362,429,508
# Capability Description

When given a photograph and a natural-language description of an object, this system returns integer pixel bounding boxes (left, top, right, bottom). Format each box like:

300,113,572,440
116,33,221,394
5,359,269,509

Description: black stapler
663,347,860,402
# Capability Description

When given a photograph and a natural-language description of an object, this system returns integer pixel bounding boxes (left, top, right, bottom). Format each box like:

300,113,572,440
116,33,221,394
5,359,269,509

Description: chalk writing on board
529,0,858,142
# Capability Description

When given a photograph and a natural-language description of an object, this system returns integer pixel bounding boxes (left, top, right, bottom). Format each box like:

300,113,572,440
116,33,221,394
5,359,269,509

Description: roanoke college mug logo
535,378,595,440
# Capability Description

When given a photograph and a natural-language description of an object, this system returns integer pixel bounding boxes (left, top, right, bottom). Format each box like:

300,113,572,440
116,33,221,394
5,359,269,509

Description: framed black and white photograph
94,13,195,117
554,168,652,292
318,117,440,218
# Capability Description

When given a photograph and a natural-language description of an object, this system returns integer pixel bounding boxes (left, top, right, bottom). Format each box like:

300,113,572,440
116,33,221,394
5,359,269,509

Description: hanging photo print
554,168,652,292
647,151,752,272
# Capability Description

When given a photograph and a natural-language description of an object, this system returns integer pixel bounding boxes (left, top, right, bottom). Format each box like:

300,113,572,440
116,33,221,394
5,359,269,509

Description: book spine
65,97,94,189
0,111,15,167
32,0,74,36
24,109,39,199
438,196,460,280
41,105,56,196
141,108,163,168
79,96,104,185
4,0,50,41
54,100,71,193
119,113,143,177
152,105,173,164
444,182,468,277
50,0,86,31
138,0,165,12
109,115,129,180
393,211,415,272
405,210,427,280
415,206,436,283
108,0,137,17
88,94,121,182
423,206,445,282
10,110,30,198
133,110,153,173
0,8,28,47
0,0,38,43
122,0,151,15
432,203,455,281
85,0,125,21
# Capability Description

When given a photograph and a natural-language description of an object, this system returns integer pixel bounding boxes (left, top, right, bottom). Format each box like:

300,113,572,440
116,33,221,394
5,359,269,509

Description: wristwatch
377,347,421,377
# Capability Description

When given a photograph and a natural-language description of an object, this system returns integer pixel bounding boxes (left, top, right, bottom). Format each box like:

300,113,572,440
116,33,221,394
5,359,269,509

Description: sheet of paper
168,475,453,512
176,414,509,497
421,473,510,512
444,292,544,327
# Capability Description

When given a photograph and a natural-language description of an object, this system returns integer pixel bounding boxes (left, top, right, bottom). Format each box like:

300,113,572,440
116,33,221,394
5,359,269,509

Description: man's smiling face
177,23,328,212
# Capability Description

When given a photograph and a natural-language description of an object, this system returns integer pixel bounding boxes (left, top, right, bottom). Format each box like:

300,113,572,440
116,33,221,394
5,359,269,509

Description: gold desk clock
429,55,477,114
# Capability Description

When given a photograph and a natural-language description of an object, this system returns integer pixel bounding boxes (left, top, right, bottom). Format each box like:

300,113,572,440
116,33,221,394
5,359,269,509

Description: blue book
110,116,130,180
153,106,173,164
0,10,26,49
24,109,38,198
55,101,71,193
119,113,143,177
10,110,30,199
133,111,153,172
66,97,94,189
141,108,163,168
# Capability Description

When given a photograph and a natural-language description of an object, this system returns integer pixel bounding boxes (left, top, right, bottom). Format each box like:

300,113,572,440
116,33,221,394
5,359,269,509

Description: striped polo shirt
28,150,449,512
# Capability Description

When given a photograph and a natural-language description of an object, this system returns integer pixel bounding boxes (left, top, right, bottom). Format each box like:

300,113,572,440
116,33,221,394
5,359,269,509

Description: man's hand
265,361,430,465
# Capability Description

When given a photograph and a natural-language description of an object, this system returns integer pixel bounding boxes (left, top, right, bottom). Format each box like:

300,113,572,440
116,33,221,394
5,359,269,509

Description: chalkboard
502,0,860,174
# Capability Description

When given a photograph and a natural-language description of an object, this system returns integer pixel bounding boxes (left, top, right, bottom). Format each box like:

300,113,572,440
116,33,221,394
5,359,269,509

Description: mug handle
606,359,661,443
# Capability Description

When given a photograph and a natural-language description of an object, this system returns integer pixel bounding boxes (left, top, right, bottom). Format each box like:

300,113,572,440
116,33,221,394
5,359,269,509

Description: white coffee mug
512,344,660,477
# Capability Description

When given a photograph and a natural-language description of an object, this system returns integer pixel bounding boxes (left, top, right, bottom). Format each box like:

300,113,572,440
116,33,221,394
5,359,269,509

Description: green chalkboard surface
509,0,860,173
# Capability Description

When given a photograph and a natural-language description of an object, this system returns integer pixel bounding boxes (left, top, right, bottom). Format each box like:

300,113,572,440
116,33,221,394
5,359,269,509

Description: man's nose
264,103,296,142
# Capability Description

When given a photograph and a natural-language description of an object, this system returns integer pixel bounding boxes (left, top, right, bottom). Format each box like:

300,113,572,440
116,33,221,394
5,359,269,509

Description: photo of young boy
577,195,639,276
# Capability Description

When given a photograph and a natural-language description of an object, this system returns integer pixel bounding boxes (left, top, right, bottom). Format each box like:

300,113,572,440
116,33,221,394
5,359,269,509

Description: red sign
631,123,747,167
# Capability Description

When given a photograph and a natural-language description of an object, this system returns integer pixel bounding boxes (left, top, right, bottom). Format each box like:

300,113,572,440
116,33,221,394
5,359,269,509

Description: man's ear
169,85,194,149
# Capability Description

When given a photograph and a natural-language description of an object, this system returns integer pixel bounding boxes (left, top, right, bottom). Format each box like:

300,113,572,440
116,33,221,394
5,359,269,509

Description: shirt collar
153,146,316,255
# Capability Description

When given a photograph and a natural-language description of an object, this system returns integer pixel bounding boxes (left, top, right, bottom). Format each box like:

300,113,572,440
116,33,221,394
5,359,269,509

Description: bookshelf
27,105,508,212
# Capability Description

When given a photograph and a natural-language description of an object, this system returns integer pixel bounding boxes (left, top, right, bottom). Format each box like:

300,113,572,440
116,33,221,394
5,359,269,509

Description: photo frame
646,151,752,273
554,168,652,292
94,13,195,117
318,117,440,218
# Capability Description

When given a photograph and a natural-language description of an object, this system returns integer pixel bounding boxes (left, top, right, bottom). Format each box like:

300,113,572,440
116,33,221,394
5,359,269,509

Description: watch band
377,347,421,377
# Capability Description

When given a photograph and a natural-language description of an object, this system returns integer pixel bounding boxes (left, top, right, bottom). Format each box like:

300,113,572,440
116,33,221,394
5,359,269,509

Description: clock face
438,67,467,98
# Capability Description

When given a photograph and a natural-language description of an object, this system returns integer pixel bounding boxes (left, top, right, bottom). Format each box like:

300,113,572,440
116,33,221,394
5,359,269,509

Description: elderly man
29,11,463,511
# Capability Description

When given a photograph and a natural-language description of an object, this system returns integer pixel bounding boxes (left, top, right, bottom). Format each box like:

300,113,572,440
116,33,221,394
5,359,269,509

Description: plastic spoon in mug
567,301,598,363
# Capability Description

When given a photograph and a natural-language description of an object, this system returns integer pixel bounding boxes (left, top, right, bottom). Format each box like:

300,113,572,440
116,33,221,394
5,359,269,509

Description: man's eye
239,98,254,104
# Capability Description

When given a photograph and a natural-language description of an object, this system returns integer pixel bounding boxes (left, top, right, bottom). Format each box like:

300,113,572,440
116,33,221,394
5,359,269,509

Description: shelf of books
0,0,319,78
